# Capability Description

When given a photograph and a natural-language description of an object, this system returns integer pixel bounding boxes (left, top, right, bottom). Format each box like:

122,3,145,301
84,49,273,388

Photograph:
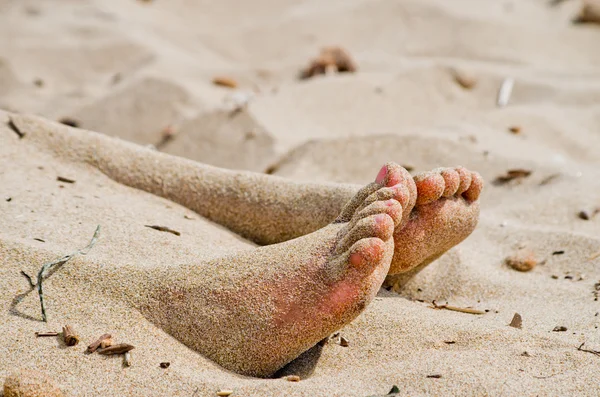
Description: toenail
375,214,388,224
349,252,365,267
375,165,388,184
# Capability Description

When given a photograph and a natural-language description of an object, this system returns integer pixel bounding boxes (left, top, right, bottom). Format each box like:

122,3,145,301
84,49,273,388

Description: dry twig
87,333,112,353
577,342,600,358
62,325,79,346
19,226,101,322
430,300,485,315
144,225,181,236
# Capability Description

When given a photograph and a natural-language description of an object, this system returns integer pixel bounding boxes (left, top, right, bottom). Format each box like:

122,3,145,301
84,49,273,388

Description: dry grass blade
430,301,485,315
144,225,181,236
588,250,600,261
577,342,600,358
19,225,101,322
497,78,514,107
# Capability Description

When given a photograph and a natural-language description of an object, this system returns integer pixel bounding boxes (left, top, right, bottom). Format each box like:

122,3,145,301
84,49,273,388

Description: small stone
212,76,238,89
509,313,522,329
505,248,537,272
578,210,591,220
552,326,567,332
450,68,477,89
576,0,600,24
286,375,301,382
4,369,64,397
159,362,170,369
216,390,234,396
339,336,349,347
508,126,521,134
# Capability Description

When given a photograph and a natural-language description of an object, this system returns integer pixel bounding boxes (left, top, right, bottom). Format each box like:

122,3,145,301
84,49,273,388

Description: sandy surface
2,0,600,396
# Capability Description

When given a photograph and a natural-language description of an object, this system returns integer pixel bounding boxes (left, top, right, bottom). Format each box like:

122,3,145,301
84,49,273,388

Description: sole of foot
385,166,483,287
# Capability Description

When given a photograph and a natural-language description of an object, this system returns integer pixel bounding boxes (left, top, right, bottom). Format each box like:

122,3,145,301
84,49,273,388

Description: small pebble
552,326,567,332
286,375,301,382
216,390,234,396
505,248,537,272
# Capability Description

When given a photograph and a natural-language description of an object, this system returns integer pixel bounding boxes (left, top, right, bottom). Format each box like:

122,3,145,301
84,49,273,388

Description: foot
140,164,416,377
385,166,483,286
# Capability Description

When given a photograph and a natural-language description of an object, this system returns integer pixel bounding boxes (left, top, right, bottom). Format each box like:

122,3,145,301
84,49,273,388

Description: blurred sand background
1,0,600,395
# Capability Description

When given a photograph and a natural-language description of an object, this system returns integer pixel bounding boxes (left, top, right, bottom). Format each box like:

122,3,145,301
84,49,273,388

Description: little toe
335,213,395,255
462,171,484,201
348,237,386,269
414,172,445,206
454,166,473,195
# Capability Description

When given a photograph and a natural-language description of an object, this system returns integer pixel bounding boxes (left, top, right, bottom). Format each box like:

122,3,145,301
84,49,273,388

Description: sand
1,0,600,395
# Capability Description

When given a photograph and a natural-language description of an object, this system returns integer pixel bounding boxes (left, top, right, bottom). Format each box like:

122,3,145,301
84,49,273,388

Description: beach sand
1,0,600,395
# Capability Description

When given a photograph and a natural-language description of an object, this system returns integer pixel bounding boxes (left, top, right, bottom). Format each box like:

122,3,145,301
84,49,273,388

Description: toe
462,171,483,201
335,214,394,255
438,168,460,197
348,237,386,269
357,199,403,226
414,172,445,205
454,166,473,195
356,184,408,215
376,162,413,188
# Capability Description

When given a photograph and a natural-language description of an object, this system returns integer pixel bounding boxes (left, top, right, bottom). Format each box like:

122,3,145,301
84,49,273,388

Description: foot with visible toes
386,166,483,285
140,163,416,377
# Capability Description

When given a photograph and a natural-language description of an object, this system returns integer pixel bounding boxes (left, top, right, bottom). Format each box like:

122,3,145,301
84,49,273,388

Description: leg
10,112,482,281
9,112,353,245
133,167,416,377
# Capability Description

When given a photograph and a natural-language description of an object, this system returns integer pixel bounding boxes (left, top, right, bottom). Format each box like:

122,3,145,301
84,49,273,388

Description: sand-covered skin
2,0,600,396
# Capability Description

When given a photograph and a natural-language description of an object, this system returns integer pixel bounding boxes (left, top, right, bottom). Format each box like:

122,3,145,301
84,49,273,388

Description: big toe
348,237,386,269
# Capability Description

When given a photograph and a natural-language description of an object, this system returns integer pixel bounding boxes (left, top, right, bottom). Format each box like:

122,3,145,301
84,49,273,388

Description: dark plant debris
552,326,567,332
160,362,171,369
539,173,561,186
56,176,75,184
8,117,25,138
300,46,357,79
426,374,442,379
144,225,181,236
577,342,600,358
578,208,600,220
493,169,532,186
98,343,135,355
58,117,80,128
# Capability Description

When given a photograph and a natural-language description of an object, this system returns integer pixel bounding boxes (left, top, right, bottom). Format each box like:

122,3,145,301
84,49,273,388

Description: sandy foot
136,164,414,377
385,166,483,286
